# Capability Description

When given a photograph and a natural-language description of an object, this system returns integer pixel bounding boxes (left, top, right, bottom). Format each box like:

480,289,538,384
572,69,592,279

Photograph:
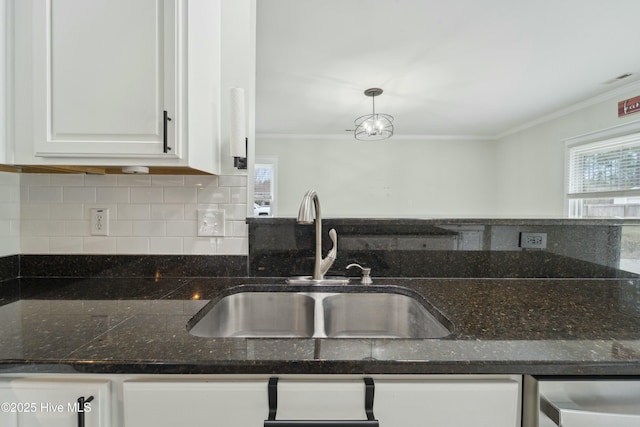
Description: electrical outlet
198,209,225,237
519,232,547,249
90,208,109,236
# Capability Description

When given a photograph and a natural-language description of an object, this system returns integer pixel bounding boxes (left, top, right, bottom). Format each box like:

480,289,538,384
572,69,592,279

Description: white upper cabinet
12,0,227,174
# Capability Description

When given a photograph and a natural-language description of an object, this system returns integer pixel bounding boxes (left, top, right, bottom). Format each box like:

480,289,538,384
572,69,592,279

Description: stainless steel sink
322,293,451,339
187,287,452,339
188,292,315,338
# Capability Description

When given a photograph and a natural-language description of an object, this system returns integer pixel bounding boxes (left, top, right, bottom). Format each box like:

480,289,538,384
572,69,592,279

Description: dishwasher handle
264,378,379,427
541,394,640,427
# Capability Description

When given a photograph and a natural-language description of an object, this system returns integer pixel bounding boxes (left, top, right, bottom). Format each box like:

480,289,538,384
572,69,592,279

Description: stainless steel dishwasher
523,376,640,427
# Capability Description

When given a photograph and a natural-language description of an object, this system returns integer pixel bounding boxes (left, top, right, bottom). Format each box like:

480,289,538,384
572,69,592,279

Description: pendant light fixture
354,88,394,140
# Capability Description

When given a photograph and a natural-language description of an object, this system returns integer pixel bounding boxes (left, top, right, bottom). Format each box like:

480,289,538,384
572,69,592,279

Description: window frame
564,120,640,217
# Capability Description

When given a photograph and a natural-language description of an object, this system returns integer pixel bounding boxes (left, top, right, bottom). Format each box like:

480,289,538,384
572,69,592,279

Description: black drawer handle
264,378,379,427
77,395,94,427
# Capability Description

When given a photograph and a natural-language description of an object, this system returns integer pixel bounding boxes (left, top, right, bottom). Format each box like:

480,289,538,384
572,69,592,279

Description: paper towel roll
230,87,246,157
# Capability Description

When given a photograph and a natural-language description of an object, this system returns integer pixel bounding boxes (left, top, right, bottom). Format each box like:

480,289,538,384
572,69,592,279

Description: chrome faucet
297,190,337,280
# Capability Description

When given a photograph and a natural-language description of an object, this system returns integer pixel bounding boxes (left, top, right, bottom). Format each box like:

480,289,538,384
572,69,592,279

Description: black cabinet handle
264,378,379,427
77,395,94,427
163,110,172,153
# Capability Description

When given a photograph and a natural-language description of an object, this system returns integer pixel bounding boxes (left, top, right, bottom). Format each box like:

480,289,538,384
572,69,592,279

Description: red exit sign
618,95,640,117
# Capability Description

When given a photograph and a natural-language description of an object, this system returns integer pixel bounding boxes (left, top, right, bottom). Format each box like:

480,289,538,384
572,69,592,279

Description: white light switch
198,209,225,237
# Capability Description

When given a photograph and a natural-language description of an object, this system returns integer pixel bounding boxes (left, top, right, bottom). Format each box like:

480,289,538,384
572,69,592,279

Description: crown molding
496,79,640,140
256,133,496,141
257,79,640,143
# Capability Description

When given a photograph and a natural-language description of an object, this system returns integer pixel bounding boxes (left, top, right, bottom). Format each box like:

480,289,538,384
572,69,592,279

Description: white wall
258,136,498,217
258,82,640,218
19,173,248,255
0,171,20,256
494,82,640,216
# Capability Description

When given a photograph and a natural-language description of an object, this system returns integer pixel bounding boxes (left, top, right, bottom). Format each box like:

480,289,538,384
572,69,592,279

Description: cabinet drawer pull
163,110,172,153
77,395,94,427
264,378,379,427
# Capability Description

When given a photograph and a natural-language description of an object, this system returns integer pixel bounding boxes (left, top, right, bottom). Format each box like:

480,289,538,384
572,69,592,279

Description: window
566,129,640,218
566,125,640,274
254,159,277,216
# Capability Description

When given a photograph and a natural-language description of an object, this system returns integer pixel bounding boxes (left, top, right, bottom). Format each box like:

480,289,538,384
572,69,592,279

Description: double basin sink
187,285,452,339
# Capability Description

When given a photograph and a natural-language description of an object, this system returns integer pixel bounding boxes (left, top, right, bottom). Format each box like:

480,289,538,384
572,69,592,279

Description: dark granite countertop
1,276,640,376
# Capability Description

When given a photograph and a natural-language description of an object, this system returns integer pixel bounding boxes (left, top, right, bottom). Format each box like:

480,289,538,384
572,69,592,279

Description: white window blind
567,133,640,198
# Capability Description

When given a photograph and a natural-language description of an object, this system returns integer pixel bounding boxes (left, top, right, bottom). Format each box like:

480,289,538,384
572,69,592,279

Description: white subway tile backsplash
22,220,65,236
164,187,197,203
219,175,247,187
117,174,151,187
19,174,248,255
96,187,130,203
118,204,150,220
21,204,50,220
230,186,248,204
21,174,50,186
28,186,63,203
152,175,184,187
51,203,83,220
222,204,249,220
64,220,90,236
149,237,182,254
0,220,10,236
109,220,133,237
183,237,216,254
21,236,50,253
132,220,166,237
215,237,247,255
197,186,230,204
0,172,20,256
166,220,196,237
84,174,118,187
151,204,184,220
130,187,164,203
116,237,149,254
63,187,96,203
184,175,218,187
0,186,11,202
83,236,117,254
51,174,84,186
184,204,199,220
0,173,18,186
230,220,249,237
50,237,83,253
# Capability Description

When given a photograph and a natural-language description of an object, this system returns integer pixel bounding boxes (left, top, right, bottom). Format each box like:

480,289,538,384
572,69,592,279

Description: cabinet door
269,378,520,427
19,0,178,158
0,378,111,427
124,380,267,427
375,378,520,427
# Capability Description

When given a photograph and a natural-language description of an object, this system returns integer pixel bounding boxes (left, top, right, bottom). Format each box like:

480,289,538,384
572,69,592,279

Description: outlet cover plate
90,208,109,236
198,209,225,237
519,232,547,249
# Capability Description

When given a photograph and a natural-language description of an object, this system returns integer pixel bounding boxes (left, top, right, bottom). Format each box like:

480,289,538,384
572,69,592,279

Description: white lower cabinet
374,377,521,427
268,376,521,427
123,379,267,426
0,374,521,427
0,377,111,427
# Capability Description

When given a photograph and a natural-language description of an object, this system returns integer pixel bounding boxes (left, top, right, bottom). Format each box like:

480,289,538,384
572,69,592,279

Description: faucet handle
346,263,372,285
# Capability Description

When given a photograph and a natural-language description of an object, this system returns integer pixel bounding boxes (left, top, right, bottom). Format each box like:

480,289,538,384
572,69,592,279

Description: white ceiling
255,0,640,139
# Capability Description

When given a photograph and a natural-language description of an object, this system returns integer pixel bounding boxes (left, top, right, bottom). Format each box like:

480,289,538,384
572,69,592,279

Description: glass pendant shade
354,88,394,140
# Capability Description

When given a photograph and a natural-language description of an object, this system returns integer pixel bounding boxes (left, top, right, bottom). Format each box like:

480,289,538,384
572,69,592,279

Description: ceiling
255,0,640,139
